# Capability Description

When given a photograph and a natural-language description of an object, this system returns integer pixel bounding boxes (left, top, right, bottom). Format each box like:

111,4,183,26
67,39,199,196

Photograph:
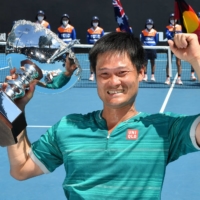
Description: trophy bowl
6,20,82,94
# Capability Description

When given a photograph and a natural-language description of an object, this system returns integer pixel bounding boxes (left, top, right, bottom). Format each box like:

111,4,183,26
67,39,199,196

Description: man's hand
168,33,200,80
2,68,38,111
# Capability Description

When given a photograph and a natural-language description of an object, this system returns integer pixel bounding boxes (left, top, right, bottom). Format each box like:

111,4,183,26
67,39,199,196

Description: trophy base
0,91,27,147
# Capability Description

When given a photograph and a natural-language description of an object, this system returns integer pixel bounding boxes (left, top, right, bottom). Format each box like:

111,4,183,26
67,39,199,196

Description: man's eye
118,71,127,76
101,73,108,76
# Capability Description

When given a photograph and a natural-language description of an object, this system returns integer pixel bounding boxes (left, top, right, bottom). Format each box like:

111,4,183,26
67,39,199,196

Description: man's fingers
168,33,200,65
5,75,13,81
6,67,18,81
168,40,174,48
31,79,39,87
28,80,38,92
168,39,177,54
10,68,16,75
1,83,8,91
5,74,18,81
5,68,17,81
173,34,198,49
173,34,188,48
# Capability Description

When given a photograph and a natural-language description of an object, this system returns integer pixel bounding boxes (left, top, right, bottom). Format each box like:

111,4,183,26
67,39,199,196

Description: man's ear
138,66,145,82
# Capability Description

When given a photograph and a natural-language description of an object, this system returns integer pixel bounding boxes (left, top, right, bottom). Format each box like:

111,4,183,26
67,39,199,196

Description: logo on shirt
126,129,138,140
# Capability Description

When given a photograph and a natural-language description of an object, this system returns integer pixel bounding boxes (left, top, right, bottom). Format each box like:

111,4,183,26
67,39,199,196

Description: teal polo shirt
46,73,71,89
30,111,200,199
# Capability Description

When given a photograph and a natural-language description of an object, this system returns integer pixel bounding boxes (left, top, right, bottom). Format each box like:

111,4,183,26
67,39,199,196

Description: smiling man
5,32,200,199
91,34,144,133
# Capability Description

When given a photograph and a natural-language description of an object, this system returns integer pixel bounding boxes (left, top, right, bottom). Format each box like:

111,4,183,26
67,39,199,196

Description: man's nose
108,75,121,86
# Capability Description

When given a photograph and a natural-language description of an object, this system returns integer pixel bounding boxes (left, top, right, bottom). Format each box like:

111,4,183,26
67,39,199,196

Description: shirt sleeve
47,24,51,30
140,33,144,43
165,28,173,40
101,30,105,37
46,73,71,89
29,121,63,173
155,33,159,44
72,28,76,40
57,29,61,39
167,113,200,164
86,31,90,44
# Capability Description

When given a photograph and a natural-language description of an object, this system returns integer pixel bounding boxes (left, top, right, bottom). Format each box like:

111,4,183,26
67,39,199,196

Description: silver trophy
0,59,43,147
0,20,82,146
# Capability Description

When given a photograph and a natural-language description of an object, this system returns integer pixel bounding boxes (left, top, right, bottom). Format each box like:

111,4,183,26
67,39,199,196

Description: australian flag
112,0,132,34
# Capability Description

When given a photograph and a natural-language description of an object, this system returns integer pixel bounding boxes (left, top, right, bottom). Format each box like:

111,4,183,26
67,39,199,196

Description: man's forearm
191,59,200,80
7,129,31,180
37,81,47,88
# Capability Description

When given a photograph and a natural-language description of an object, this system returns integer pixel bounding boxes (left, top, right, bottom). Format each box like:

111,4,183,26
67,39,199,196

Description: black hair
68,55,75,66
89,32,145,74
62,53,75,66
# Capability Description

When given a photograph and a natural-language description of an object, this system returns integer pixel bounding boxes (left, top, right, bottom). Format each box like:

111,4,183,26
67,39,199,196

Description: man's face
65,55,77,75
96,52,144,109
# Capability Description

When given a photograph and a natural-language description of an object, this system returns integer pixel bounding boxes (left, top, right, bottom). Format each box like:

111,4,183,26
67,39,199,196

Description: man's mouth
107,89,124,94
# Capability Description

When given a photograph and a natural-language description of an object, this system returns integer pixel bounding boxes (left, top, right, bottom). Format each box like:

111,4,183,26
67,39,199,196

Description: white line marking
27,126,51,128
0,66,10,70
159,73,178,113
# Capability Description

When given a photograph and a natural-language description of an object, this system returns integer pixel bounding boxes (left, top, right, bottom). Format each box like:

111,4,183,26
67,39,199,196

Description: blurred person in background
140,18,158,82
198,11,200,20
165,13,186,85
87,16,104,81
57,14,76,44
35,10,50,29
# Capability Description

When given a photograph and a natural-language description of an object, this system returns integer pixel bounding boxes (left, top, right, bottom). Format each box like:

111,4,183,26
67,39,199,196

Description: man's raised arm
168,33,200,145
2,70,44,180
